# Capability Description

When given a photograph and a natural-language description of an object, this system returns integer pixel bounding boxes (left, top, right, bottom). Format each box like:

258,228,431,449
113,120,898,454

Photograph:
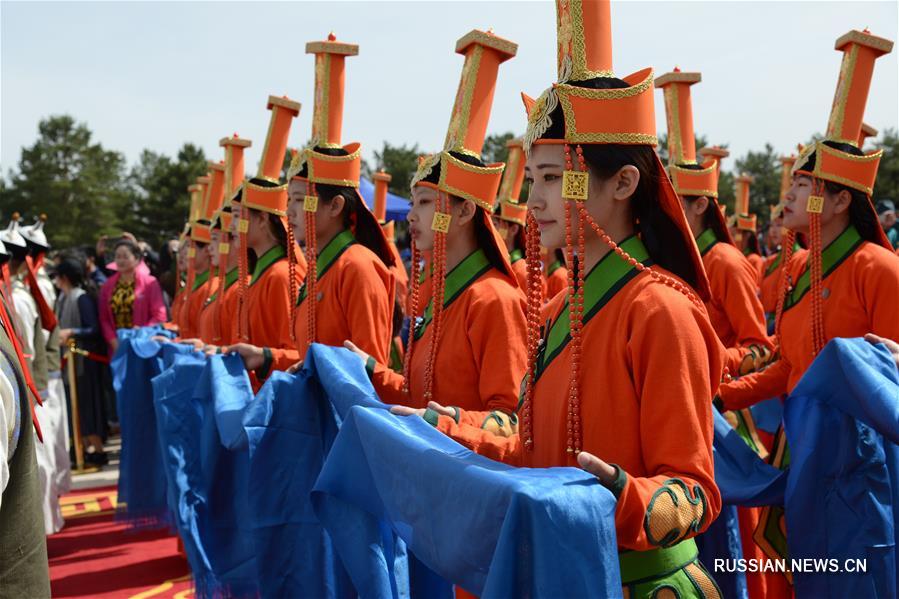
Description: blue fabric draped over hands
307,346,623,599
111,326,175,527
152,350,260,597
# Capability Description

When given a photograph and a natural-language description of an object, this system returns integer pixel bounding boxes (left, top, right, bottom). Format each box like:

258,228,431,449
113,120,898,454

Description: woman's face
287,179,308,243
525,144,621,250
407,186,439,251
208,230,220,268
114,245,140,274
782,175,814,232
767,216,784,247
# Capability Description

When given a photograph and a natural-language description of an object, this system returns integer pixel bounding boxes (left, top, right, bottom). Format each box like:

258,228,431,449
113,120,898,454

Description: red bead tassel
423,192,448,402
773,229,797,357
402,242,421,397
286,220,298,345
305,184,319,346
521,211,543,450
808,179,826,356
237,206,250,342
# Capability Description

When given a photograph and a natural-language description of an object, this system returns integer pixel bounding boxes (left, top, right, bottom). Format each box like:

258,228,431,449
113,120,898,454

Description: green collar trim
191,270,210,291
205,268,239,304
413,249,492,341
547,260,563,276
297,230,356,305
696,228,718,256
784,225,863,311
509,248,524,264
764,241,802,277
250,245,286,287
533,236,650,383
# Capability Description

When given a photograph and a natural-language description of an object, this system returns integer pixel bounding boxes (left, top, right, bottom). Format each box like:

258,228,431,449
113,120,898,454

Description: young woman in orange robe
392,3,723,594
223,96,307,381
543,248,567,301
347,29,527,429
227,37,395,379
263,144,396,374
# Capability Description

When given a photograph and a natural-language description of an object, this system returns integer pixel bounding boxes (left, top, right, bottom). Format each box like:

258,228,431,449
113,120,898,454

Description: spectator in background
877,199,897,249
54,254,108,464
98,239,166,353
157,238,179,307
80,245,108,288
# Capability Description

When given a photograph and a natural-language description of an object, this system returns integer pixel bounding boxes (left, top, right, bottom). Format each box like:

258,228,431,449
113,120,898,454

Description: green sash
413,249,492,341
297,230,356,305
509,248,524,264
783,225,862,312
250,245,287,287
532,236,650,383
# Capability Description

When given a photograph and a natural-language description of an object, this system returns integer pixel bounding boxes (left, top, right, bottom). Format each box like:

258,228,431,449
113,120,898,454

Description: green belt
619,538,698,585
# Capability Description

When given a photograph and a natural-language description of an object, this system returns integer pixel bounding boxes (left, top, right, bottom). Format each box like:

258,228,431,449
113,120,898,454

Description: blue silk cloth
783,338,899,598
152,350,260,597
305,346,623,599
111,326,176,527
710,338,899,598
240,346,363,599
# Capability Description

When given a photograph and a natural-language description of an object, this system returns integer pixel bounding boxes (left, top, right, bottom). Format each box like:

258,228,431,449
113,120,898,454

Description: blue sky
2,1,897,177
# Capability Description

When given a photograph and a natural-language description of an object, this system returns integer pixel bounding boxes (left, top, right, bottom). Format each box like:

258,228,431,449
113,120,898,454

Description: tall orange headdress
405,29,518,402
373,170,396,241
858,122,878,148
655,68,735,247
286,33,393,347
210,134,251,343
771,154,797,220
191,161,226,244
494,138,528,227
518,0,709,455
781,28,893,357
734,173,756,233
234,96,301,341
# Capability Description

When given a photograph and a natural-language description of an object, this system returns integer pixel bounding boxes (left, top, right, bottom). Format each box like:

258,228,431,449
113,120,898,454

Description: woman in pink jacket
99,239,167,352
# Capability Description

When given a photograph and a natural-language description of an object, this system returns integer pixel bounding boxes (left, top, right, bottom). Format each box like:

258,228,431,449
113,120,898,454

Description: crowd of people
2,1,899,597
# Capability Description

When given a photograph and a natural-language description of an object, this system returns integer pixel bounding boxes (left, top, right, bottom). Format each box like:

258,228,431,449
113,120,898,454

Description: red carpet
48,486,194,599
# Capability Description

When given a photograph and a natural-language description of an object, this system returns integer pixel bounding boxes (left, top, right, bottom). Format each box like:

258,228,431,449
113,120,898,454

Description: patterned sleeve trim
643,478,708,548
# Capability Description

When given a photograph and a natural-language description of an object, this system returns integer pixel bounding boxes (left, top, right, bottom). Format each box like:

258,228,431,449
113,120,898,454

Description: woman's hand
577,451,618,486
865,333,899,369
390,401,455,419
177,338,205,350
58,328,74,346
343,340,370,363
224,343,265,370
286,361,304,374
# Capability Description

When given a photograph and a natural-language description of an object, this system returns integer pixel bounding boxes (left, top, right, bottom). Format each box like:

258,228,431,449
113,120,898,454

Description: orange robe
181,270,212,340
744,251,764,275
387,240,408,315
368,248,526,417
696,229,773,376
758,244,807,315
544,259,567,302
721,225,899,410
508,248,545,300
245,245,306,355
267,230,395,373
434,237,723,552
197,268,239,345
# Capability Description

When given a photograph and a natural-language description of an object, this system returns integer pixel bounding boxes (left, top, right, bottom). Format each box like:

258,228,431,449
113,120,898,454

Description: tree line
2,115,897,248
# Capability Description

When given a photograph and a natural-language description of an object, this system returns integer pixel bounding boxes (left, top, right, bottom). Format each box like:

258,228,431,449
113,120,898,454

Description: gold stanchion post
66,339,100,474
